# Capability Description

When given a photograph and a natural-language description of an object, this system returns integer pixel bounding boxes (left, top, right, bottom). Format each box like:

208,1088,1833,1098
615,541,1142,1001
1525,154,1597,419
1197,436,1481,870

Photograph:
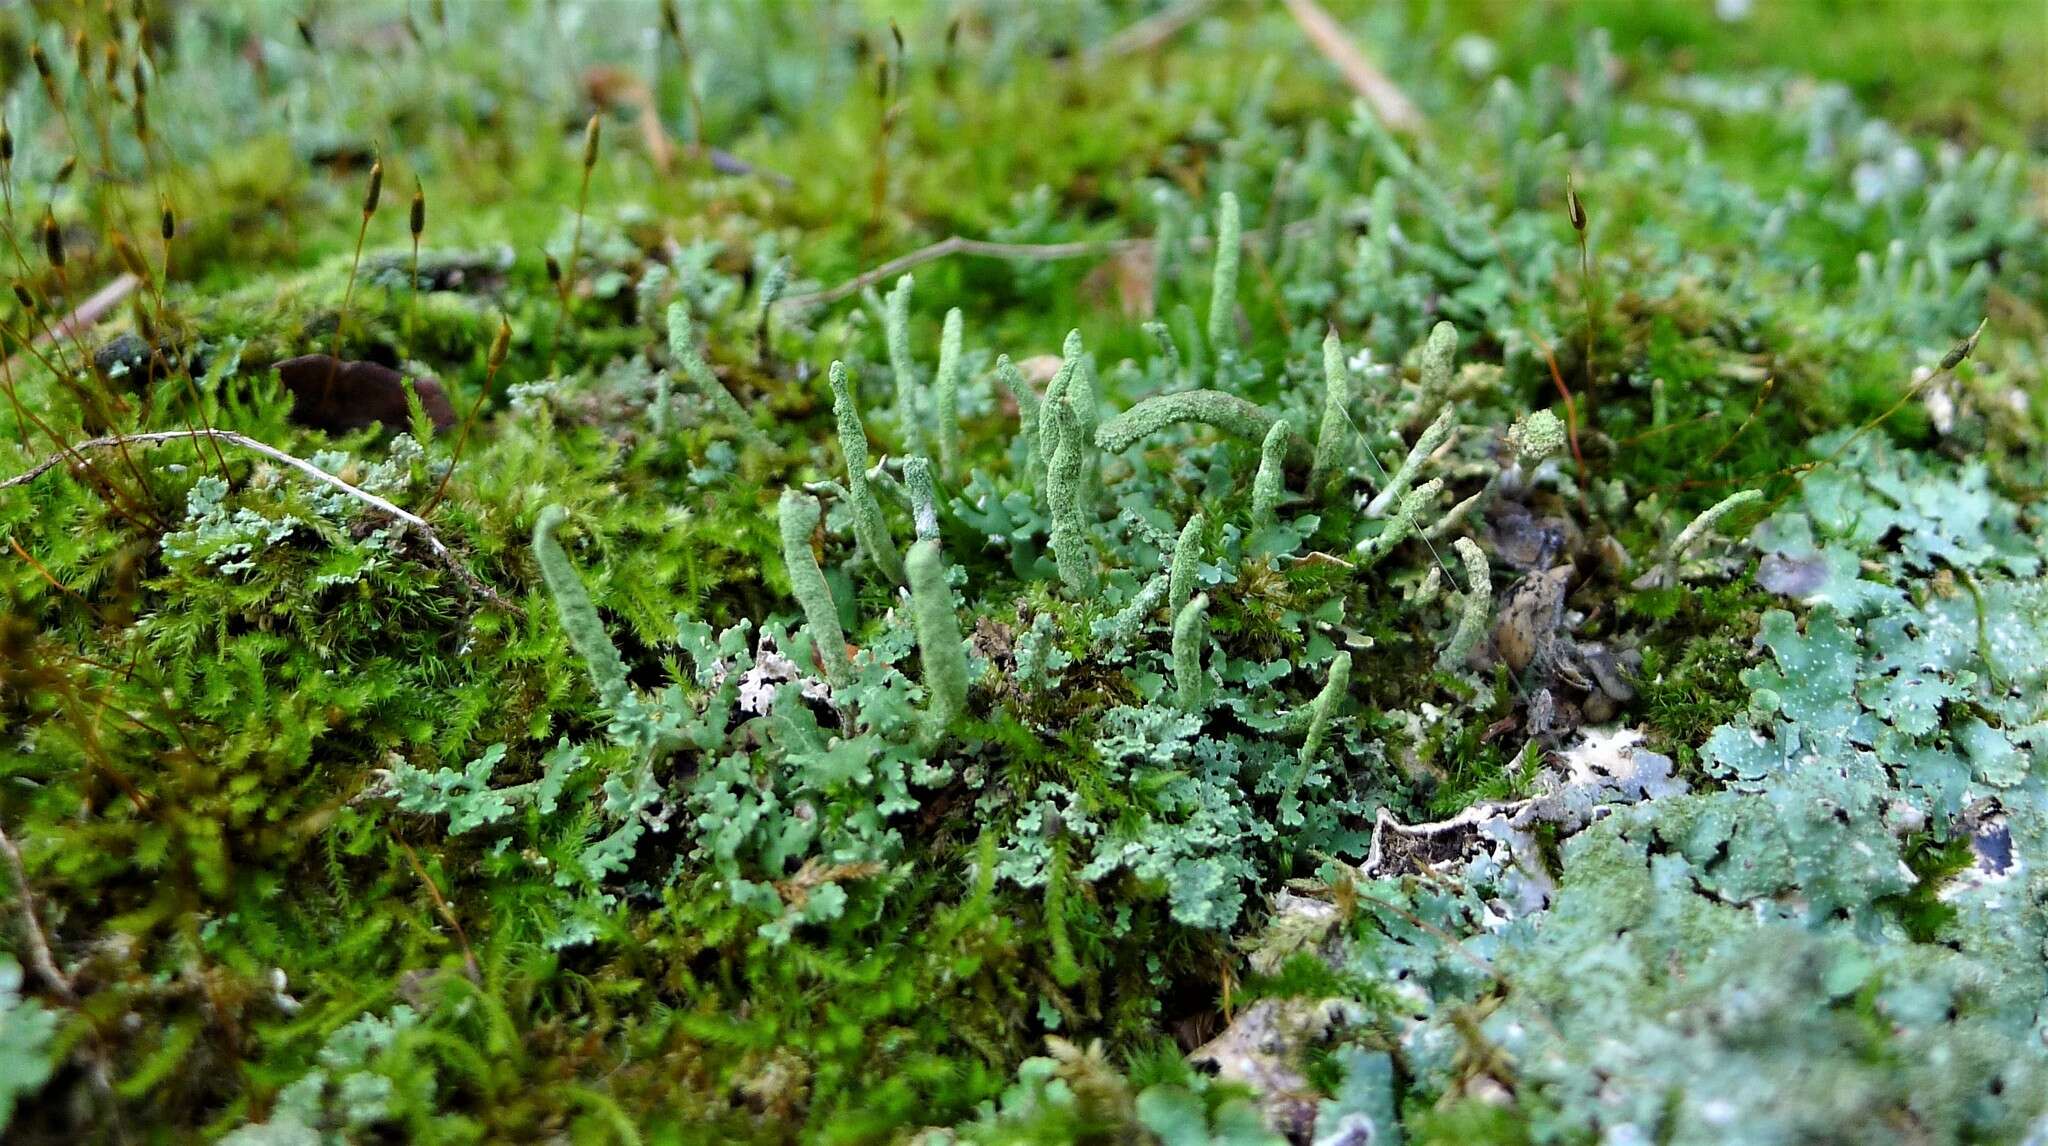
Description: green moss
2,2,2044,1142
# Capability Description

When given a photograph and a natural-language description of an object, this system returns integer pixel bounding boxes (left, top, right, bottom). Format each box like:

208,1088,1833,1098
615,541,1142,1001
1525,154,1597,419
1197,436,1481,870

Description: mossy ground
1,2,2044,1144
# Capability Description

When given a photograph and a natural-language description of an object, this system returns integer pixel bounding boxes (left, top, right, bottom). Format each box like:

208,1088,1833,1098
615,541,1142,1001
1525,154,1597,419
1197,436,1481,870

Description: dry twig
1087,0,1213,64
1,272,138,379
2,428,520,613
1280,0,1424,135
0,823,74,1002
777,218,1321,312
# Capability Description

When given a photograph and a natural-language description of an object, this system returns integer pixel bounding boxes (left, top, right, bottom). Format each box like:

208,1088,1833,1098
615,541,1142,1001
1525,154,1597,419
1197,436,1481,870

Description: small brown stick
1698,376,1775,469
1087,0,1212,64
0,272,138,379
0,822,75,1002
1568,176,1597,420
324,160,383,407
398,840,481,983
404,183,425,362
1526,328,1586,475
782,235,1140,311
2,428,520,613
550,116,601,373
777,219,1320,312
1279,0,1424,135
424,314,511,515
659,0,709,156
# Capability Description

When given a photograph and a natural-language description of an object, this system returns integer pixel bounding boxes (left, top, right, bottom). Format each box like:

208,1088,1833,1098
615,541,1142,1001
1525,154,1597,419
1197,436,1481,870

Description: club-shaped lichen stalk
1311,329,1352,492
1173,592,1210,712
778,489,852,686
1045,396,1098,597
533,506,630,711
907,539,970,732
1168,512,1205,619
933,307,963,477
831,362,906,584
1207,191,1240,350
1439,538,1492,671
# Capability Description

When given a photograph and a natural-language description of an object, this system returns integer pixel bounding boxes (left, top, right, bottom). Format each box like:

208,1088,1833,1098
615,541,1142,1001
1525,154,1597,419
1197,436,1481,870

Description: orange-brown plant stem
425,315,511,515
324,160,382,405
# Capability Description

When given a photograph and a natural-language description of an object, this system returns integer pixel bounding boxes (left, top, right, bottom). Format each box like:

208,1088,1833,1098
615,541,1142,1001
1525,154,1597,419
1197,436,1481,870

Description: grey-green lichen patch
1264,434,2048,1144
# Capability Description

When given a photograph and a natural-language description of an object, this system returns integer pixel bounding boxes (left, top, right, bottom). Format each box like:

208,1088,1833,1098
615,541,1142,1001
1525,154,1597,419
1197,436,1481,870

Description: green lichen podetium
1169,512,1206,619
830,361,906,585
1045,395,1099,598
905,455,941,542
1059,329,1096,441
1508,408,1568,464
1364,406,1455,518
1439,537,1492,671
1173,592,1211,712
778,489,852,687
1251,418,1292,529
1417,320,1458,406
906,539,970,733
1667,488,1764,563
666,302,773,453
1311,329,1352,493
1356,477,1444,567
886,273,918,438
933,307,964,478
1296,650,1352,783
1207,191,1241,351
1035,333,1081,467
532,505,630,711
1095,389,1306,462
994,353,1044,482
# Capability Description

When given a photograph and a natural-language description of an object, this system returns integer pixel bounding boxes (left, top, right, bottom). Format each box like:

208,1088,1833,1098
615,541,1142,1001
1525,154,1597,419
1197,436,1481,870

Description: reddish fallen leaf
275,354,457,435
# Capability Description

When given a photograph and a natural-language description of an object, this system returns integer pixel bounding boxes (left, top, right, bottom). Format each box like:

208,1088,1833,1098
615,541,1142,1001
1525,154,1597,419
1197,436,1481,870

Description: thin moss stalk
533,506,630,711
1173,592,1210,711
906,539,970,732
830,362,906,584
1045,834,1082,987
1440,538,1492,671
668,303,773,453
1207,191,1240,351
933,307,963,478
778,490,852,687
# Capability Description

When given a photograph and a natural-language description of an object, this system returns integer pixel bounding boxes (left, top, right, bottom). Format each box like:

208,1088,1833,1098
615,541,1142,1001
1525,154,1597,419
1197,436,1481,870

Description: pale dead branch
2,428,520,613
1280,0,1424,135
